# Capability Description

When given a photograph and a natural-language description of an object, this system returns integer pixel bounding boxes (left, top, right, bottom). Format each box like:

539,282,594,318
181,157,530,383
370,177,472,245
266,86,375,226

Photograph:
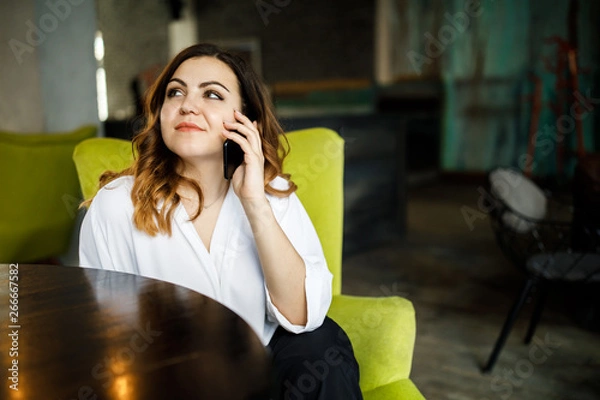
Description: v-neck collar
175,182,234,257
206,182,234,255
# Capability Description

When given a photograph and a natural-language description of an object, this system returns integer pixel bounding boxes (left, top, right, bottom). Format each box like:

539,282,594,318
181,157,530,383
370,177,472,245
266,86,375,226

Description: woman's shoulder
268,175,292,192
265,176,299,214
90,175,135,214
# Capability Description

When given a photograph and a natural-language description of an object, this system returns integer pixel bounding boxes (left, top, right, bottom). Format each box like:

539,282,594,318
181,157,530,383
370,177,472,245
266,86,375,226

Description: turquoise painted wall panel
522,71,596,178
440,0,598,176
441,0,529,171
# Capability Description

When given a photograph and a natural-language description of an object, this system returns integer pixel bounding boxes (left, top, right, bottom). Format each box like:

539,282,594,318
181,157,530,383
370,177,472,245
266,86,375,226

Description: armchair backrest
282,128,345,295
0,125,97,262
73,128,345,295
73,137,135,201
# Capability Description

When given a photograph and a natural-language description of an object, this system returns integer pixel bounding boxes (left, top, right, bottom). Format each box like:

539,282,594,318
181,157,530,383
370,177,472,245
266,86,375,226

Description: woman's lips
175,122,204,132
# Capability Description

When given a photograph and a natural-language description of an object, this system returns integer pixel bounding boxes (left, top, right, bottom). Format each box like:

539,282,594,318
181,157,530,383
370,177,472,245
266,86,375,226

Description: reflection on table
0,264,271,400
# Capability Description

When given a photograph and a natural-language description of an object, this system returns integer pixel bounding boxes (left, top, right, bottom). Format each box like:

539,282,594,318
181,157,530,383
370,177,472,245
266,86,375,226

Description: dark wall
193,0,375,83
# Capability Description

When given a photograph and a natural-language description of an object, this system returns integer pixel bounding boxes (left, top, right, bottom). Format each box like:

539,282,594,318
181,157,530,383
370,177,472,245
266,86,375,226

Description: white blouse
78,175,333,345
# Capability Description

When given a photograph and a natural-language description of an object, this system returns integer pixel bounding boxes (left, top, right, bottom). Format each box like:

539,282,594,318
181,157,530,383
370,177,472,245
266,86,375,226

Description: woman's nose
179,98,199,115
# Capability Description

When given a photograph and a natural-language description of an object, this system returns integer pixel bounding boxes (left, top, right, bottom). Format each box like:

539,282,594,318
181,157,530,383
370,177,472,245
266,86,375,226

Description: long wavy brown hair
91,43,296,236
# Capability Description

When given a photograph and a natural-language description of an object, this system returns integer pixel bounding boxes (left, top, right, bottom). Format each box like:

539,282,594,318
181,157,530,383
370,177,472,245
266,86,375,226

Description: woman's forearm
242,198,308,325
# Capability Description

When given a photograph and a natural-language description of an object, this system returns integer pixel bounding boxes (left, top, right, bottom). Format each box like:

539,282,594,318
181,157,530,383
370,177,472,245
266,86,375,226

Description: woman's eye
167,88,183,98
206,90,222,100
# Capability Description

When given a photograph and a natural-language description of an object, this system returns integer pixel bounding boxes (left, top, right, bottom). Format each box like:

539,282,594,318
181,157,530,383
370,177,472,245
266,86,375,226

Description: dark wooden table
0,264,272,400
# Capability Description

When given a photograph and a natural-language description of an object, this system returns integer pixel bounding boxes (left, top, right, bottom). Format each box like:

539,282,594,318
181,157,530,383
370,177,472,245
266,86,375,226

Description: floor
341,179,600,400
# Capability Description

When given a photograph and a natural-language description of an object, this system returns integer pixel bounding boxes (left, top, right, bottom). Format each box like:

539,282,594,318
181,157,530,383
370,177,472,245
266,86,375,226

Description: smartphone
223,138,244,180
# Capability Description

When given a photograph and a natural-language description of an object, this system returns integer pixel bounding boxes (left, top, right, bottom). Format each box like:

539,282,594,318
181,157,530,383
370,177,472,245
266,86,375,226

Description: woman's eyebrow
168,77,187,87
167,78,230,93
199,81,230,93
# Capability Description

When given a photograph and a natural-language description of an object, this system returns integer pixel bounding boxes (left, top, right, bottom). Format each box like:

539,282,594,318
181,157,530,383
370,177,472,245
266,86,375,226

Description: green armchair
73,128,424,399
0,125,97,263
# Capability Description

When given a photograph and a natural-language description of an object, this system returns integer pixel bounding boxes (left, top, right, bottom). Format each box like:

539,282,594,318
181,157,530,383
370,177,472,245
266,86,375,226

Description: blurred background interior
1,0,599,399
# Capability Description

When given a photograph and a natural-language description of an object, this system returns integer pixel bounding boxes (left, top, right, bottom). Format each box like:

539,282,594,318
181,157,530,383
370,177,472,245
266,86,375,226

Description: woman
79,43,362,399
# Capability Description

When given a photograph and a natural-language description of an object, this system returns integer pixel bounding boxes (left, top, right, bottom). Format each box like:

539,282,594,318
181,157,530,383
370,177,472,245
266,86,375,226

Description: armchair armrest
327,294,417,392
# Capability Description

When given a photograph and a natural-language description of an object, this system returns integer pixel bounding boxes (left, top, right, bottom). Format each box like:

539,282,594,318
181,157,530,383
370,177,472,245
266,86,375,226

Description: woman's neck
178,158,229,205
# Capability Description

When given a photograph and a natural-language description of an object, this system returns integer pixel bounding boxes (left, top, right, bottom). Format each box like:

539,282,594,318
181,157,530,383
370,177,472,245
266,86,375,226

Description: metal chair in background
482,167,600,373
